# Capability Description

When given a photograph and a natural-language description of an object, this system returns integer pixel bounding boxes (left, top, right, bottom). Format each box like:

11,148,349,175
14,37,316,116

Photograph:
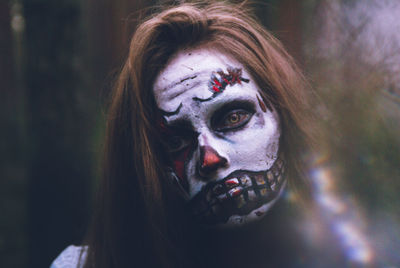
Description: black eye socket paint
159,103,183,117
210,100,255,126
192,67,250,102
209,101,255,138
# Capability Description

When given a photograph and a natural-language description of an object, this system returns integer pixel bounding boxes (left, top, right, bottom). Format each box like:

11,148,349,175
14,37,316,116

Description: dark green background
1,0,399,267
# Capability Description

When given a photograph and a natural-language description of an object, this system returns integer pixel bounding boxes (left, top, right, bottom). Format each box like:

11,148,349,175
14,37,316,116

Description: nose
198,145,227,178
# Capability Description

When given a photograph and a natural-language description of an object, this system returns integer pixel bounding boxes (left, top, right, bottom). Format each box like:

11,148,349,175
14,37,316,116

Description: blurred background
0,0,399,267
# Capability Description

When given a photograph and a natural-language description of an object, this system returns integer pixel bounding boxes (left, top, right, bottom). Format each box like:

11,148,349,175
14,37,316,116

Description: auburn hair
84,1,317,267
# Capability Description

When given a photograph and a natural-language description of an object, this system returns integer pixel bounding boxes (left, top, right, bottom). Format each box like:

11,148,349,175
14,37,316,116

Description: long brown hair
84,1,317,267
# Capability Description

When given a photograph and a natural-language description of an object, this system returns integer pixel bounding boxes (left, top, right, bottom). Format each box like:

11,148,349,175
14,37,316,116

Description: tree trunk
0,1,28,267
22,0,91,266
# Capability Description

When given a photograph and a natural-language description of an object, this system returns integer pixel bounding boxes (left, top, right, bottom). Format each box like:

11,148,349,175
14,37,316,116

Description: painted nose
198,146,227,178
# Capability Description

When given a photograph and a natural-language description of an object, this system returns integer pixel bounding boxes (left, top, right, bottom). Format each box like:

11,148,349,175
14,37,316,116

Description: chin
190,157,286,227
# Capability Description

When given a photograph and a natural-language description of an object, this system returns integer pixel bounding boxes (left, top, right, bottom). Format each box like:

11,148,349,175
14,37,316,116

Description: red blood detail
229,70,239,82
209,68,248,94
229,188,242,197
214,79,222,87
173,159,184,180
235,76,241,83
257,95,267,113
225,178,239,187
173,146,191,184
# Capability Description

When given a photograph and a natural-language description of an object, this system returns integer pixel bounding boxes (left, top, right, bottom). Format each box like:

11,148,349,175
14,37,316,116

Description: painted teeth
225,178,239,187
228,187,243,197
267,171,274,184
260,188,268,196
210,161,283,202
277,174,283,183
247,189,257,202
192,157,286,224
255,174,266,185
240,175,252,187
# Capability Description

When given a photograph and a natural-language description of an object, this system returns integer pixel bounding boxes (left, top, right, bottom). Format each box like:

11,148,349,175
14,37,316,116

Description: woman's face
153,48,286,226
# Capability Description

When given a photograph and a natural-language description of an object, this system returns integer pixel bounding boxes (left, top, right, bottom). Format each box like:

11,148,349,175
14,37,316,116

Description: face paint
193,67,250,102
153,48,285,226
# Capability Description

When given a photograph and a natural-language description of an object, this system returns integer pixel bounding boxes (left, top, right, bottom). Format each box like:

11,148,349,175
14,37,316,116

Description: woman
52,1,318,267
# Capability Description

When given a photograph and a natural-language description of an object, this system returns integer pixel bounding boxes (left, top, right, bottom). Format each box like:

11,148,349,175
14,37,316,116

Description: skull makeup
153,48,286,226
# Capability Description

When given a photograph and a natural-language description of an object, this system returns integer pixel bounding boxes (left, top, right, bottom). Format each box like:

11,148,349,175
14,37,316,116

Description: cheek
227,114,280,166
172,145,194,187
173,150,188,180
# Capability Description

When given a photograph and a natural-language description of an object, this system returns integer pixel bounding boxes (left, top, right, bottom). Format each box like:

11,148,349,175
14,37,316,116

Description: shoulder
50,245,88,268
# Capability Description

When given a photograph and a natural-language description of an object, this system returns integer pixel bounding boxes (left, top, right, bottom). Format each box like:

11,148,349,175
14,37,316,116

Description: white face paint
153,48,286,226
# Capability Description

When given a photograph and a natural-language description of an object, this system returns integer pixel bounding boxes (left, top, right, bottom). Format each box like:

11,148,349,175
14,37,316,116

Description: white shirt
50,245,87,268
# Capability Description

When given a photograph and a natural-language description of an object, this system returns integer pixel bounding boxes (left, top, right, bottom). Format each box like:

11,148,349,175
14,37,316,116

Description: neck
184,199,304,268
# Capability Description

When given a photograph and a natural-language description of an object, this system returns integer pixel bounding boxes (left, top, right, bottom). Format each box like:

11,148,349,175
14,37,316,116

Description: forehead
153,48,258,113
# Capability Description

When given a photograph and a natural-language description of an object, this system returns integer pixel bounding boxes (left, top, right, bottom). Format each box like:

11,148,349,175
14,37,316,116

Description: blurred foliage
302,2,400,265
311,55,400,212
304,0,400,229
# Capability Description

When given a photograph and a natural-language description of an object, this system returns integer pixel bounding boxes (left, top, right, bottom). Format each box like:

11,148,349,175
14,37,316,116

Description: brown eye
214,109,252,132
227,113,240,124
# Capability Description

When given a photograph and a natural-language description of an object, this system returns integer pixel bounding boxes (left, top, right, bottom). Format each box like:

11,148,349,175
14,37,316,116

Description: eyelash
213,109,253,132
